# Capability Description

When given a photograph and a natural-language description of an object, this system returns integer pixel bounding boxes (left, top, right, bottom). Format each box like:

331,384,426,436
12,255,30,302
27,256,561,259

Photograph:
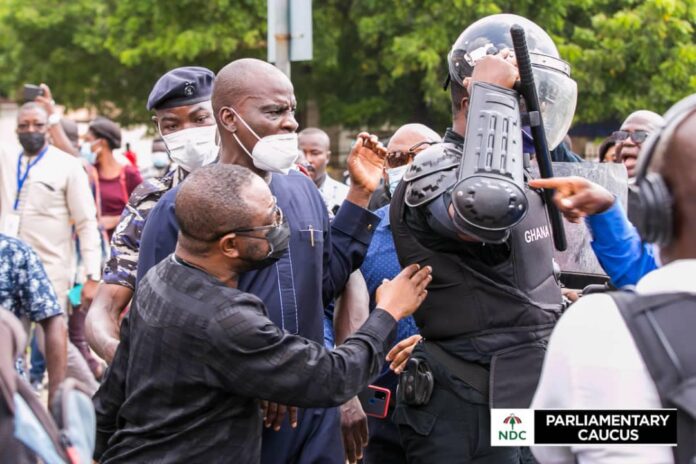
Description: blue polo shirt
360,205,418,391
586,200,658,287
136,170,379,344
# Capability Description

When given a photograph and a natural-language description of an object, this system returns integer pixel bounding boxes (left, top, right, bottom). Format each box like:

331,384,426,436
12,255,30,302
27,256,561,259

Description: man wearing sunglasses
351,123,440,464
613,110,664,178
135,58,387,464
384,126,441,200
94,164,432,464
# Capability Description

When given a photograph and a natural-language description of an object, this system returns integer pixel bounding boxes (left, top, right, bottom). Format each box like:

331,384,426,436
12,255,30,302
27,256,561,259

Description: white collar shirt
531,260,696,464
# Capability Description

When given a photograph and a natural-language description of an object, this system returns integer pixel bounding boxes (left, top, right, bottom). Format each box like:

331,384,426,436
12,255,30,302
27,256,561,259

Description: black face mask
237,218,291,272
18,132,46,154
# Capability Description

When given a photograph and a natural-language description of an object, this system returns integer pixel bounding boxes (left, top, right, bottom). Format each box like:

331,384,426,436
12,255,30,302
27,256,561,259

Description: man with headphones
531,95,696,463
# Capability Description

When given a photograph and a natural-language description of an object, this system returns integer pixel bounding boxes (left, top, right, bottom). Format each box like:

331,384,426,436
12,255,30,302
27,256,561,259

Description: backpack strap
610,291,696,463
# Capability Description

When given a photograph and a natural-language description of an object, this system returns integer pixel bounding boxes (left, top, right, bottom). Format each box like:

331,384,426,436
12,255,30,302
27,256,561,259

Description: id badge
2,213,20,238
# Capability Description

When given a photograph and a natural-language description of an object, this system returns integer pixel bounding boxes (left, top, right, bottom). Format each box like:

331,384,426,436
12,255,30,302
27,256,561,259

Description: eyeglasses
611,130,650,144
386,140,437,168
232,198,283,238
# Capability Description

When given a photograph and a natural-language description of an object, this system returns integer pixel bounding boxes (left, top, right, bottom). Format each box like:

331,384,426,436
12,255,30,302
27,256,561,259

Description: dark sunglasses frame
386,140,437,168
233,202,283,235
202,198,283,243
611,130,650,144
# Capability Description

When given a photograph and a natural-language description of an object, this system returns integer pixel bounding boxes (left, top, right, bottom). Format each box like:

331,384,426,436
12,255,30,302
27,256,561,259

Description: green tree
1,0,694,129
564,0,696,121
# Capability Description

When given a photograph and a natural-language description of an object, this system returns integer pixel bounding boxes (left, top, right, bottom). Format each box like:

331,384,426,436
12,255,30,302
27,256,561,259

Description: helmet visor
530,54,577,150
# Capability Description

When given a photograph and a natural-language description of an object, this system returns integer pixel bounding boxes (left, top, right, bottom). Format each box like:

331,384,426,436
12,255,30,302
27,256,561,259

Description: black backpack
610,291,696,464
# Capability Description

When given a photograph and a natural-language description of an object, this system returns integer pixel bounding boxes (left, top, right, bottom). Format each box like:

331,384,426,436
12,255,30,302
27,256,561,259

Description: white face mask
160,124,218,173
387,164,409,196
229,108,298,174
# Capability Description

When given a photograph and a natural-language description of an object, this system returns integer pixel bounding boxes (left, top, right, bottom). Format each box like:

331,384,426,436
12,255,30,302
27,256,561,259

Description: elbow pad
451,82,528,243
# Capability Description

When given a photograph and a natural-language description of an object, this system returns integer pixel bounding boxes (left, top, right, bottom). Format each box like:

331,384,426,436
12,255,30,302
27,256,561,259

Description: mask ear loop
157,122,174,156
227,106,262,159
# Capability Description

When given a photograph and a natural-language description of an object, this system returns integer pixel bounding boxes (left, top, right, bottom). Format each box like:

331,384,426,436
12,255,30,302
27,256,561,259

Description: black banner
535,410,677,445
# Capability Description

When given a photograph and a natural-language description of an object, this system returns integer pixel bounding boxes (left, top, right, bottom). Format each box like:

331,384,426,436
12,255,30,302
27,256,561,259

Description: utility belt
397,339,546,408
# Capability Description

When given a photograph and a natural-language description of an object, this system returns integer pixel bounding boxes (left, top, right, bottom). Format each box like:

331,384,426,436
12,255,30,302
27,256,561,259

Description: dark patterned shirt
0,234,62,321
94,256,396,464
102,168,183,290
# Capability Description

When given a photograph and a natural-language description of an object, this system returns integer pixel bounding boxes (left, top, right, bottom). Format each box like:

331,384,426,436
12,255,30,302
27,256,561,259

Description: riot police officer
389,14,577,463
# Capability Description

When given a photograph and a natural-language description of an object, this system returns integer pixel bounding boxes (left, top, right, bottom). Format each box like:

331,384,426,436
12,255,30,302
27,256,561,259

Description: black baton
510,24,567,251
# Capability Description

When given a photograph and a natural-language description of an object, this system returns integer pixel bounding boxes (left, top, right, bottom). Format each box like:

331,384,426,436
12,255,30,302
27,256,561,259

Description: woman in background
82,117,142,239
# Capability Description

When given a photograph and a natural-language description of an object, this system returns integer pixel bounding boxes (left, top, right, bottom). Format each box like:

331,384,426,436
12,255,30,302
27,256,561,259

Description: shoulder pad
403,143,460,207
402,143,460,182
128,171,175,206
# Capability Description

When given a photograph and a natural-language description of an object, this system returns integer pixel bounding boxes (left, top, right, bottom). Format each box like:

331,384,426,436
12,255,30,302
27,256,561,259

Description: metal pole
274,0,291,78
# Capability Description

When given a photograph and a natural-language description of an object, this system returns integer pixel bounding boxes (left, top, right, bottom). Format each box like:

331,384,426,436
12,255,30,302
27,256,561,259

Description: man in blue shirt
0,234,66,403
529,176,657,287
136,58,386,464
336,123,437,464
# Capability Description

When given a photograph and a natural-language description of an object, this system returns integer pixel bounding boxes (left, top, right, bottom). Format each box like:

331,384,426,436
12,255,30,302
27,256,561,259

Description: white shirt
318,175,349,214
0,145,101,309
531,260,696,464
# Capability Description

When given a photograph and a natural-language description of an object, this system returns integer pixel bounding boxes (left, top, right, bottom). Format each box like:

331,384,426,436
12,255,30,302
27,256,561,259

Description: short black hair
175,164,258,251
89,117,122,151
598,137,616,162
450,79,469,116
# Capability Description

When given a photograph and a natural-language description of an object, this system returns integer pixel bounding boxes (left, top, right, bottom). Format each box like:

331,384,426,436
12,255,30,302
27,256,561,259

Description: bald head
622,110,664,131
299,127,331,182
387,123,441,154
212,58,298,170
616,109,665,178
657,108,696,262
212,58,291,118
299,128,330,150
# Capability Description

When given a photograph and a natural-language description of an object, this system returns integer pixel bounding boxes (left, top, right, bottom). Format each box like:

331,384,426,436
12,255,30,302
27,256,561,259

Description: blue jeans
29,331,45,384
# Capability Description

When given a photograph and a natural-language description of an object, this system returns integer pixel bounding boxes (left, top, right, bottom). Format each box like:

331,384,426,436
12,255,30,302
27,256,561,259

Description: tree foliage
0,0,694,131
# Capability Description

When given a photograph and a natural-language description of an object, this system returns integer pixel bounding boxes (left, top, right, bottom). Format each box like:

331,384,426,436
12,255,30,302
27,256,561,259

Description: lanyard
15,146,48,210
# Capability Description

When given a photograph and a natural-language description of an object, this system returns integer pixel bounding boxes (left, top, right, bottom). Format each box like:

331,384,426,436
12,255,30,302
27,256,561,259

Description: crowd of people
1,12,694,464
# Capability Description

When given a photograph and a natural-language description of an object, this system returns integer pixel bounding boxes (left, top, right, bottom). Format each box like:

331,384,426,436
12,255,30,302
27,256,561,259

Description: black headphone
629,95,696,247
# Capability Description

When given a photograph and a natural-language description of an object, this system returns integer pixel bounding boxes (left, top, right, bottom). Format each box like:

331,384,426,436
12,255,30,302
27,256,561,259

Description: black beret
146,66,215,111
89,117,122,149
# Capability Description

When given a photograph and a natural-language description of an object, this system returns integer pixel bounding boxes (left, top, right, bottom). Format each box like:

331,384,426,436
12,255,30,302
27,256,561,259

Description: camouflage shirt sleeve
102,171,177,289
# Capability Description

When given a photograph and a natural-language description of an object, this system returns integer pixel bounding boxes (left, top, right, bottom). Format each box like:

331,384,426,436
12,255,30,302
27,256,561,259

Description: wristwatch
47,112,61,127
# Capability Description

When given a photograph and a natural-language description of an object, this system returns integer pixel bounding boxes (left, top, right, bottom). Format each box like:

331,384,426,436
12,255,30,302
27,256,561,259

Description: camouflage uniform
103,168,185,290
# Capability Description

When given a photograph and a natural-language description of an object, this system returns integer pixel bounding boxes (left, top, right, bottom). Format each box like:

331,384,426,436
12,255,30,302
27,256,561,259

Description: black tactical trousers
393,346,532,464
364,404,407,464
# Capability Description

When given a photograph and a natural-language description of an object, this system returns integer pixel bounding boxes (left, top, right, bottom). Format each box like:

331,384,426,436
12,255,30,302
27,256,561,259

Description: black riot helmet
447,14,577,150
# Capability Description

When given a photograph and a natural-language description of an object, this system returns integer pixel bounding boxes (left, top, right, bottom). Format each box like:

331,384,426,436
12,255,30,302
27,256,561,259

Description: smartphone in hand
358,385,391,419
23,84,44,103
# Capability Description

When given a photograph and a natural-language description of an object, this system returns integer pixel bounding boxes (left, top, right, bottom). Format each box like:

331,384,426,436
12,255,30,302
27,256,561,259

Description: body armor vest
391,142,563,354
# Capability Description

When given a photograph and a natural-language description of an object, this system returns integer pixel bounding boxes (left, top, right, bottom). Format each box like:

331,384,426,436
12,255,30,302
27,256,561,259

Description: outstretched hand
386,334,422,374
528,176,615,223
376,264,432,321
347,132,387,195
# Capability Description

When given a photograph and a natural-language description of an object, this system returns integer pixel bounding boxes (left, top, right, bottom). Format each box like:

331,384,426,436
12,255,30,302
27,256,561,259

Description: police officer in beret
86,66,218,364
388,14,576,463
